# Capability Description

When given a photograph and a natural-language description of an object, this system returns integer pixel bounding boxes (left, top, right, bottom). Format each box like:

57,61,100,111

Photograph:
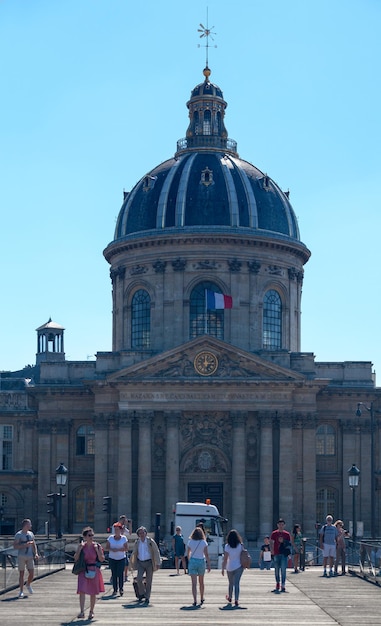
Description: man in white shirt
130,526,161,604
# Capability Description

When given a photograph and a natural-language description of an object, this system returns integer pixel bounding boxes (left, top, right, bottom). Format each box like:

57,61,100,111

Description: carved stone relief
247,260,261,274
0,392,28,410
180,413,232,456
193,260,219,270
130,265,148,276
155,354,195,377
267,265,282,275
152,260,167,273
182,446,229,473
172,259,187,271
110,266,126,283
227,258,242,272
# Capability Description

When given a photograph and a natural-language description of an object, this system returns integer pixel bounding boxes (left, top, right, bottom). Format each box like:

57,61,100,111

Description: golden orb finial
203,66,211,82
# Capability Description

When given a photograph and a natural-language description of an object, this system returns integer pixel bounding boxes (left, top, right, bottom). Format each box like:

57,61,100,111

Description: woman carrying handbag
74,526,105,620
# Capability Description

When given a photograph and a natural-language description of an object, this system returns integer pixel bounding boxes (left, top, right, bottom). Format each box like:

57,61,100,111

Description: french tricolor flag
206,289,233,310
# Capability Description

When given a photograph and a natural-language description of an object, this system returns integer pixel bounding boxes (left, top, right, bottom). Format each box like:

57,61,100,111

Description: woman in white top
106,522,128,596
221,529,244,606
187,526,211,606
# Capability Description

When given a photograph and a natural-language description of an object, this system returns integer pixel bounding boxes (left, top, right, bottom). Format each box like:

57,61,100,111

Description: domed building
104,66,308,358
0,67,379,544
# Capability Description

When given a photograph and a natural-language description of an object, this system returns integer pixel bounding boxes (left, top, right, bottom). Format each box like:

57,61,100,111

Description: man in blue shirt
319,515,338,577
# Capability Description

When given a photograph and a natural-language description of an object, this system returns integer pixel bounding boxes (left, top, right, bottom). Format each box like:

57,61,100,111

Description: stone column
24,420,35,471
111,267,126,351
37,421,52,530
302,414,317,537
279,413,293,526
118,412,133,518
259,412,273,537
137,412,153,528
231,412,246,535
165,412,180,533
94,414,109,532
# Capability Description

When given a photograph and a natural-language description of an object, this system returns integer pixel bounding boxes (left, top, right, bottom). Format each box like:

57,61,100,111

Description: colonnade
32,410,318,537
89,409,317,538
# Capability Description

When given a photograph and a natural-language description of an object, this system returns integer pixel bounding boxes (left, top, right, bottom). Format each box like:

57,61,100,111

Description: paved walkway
1,566,381,625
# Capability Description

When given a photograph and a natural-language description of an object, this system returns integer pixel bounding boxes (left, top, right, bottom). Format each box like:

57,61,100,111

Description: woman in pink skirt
74,526,105,620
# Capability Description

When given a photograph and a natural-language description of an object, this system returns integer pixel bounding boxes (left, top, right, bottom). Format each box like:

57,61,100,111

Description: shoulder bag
72,548,86,575
240,545,252,569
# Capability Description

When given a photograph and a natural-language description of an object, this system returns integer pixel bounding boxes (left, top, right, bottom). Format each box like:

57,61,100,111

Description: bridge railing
349,539,381,582
0,538,66,594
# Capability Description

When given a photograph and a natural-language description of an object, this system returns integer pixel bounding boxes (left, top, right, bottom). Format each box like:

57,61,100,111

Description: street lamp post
348,464,360,555
55,462,68,539
356,402,377,538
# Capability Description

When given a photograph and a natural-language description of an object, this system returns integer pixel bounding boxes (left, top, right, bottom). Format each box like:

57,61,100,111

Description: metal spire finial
197,8,217,71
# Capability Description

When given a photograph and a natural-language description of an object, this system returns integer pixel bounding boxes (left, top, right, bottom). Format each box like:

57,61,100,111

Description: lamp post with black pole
348,464,360,562
356,402,378,538
55,462,68,539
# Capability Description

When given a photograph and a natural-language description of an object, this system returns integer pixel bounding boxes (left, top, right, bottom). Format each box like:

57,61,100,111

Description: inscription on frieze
120,391,291,402
0,392,28,410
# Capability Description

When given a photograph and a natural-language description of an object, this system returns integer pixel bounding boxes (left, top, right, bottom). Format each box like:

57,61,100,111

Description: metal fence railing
353,539,381,582
0,538,66,594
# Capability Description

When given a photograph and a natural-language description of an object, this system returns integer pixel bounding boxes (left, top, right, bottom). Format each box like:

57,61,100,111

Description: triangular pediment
107,337,305,383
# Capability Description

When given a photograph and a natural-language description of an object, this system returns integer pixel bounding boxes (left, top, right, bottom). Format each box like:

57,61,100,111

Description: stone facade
1,66,380,542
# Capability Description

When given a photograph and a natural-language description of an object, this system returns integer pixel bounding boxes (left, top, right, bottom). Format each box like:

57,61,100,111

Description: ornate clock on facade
194,351,219,376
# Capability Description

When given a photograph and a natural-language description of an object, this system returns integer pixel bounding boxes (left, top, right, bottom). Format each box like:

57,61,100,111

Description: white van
174,501,227,568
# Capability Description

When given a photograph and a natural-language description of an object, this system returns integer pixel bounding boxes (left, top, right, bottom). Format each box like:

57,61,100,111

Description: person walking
130,526,161,605
258,535,272,570
292,524,303,573
221,529,244,607
118,515,132,582
187,526,211,607
74,526,105,620
334,519,347,575
13,518,39,598
319,515,339,577
172,526,187,575
270,518,291,593
106,522,128,596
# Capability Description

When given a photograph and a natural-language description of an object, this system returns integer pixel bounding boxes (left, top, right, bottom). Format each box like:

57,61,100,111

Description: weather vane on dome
197,8,217,68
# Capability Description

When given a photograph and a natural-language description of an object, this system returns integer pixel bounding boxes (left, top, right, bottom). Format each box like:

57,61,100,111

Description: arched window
190,282,224,340
131,289,151,349
316,424,336,456
74,487,94,526
316,487,337,524
203,109,211,135
263,290,282,349
76,425,95,456
216,111,222,134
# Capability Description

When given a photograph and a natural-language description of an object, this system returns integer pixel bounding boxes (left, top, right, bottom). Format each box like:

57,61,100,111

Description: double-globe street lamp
55,462,68,539
356,402,378,538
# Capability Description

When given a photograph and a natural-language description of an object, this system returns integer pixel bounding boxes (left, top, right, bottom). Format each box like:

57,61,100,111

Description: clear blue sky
1,0,381,378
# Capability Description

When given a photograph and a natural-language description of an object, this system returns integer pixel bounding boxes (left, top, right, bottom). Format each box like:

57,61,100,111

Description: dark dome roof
111,68,302,246
114,153,300,241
